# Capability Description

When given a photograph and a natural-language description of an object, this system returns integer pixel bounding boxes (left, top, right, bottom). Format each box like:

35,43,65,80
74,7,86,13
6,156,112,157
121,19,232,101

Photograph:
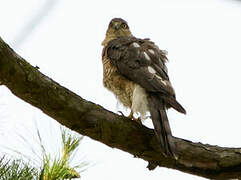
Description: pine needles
0,127,88,180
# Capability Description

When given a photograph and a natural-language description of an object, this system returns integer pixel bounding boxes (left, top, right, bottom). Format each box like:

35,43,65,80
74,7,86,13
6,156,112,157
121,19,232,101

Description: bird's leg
127,110,134,119
128,110,142,124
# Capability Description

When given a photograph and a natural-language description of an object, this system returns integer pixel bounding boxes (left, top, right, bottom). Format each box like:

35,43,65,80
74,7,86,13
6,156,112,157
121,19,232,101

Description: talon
133,117,142,124
118,111,125,116
128,110,142,124
118,110,142,124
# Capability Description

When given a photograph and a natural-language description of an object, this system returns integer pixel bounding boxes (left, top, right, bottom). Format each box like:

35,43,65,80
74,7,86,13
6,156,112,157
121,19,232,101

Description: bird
101,18,186,157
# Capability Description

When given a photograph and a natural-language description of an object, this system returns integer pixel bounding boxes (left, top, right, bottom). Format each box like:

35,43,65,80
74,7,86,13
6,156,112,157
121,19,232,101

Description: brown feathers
102,18,186,157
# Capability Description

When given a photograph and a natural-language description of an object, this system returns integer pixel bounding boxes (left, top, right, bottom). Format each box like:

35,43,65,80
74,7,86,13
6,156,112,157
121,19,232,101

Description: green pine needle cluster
0,156,38,180
39,128,86,180
0,127,88,180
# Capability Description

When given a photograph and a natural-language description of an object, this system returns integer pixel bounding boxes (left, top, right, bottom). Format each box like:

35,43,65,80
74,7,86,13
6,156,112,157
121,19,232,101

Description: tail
147,95,177,157
160,94,186,114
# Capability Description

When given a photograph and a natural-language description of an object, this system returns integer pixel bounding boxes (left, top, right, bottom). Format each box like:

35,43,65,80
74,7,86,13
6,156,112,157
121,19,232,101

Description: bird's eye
121,23,127,29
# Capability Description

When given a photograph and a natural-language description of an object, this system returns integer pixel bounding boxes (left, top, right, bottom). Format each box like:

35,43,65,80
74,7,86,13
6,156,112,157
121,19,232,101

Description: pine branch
1,37,241,179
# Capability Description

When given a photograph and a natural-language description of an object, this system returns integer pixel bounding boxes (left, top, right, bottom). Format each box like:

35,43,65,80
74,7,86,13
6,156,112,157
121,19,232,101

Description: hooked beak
113,23,120,30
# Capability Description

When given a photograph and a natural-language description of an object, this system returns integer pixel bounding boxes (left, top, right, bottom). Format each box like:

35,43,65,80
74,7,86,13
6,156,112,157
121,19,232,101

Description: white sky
1,0,241,179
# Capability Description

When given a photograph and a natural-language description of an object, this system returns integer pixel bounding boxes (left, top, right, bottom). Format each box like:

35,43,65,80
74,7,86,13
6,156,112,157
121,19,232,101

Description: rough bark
1,37,241,180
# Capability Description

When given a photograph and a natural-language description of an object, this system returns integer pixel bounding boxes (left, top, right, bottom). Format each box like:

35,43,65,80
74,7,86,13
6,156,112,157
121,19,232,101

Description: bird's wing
106,36,185,114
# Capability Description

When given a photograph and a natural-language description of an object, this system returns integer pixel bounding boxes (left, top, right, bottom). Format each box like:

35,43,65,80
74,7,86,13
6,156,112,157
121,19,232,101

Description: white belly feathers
131,84,149,121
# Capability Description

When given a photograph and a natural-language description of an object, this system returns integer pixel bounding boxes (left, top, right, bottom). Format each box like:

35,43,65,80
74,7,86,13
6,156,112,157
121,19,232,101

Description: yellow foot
118,111,142,124
133,117,142,124
128,111,142,125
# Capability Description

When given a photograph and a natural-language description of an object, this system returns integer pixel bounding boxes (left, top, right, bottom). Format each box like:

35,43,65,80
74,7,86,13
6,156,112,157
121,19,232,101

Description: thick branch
1,37,241,179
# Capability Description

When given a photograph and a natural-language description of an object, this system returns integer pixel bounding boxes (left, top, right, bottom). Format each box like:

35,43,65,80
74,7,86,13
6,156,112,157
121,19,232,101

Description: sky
0,0,241,179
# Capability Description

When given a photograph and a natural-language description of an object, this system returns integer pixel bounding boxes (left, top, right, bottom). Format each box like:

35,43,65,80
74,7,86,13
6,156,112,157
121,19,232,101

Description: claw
118,110,142,124
128,110,142,124
133,117,142,124
117,111,125,116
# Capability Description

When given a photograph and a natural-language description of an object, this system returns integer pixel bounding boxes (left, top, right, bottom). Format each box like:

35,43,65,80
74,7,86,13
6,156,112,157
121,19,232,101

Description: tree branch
1,37,241,180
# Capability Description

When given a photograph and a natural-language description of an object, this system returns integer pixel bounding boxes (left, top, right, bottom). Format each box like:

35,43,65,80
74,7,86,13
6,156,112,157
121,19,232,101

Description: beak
113,23,120,30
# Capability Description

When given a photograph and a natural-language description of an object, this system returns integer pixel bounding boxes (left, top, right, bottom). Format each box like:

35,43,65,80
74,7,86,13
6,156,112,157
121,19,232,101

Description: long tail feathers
159,109,177,157
160,95,186,114
148,95,178,157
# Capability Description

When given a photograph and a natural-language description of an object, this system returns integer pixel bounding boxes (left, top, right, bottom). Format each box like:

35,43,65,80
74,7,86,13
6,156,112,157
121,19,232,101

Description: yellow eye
122,23,127,29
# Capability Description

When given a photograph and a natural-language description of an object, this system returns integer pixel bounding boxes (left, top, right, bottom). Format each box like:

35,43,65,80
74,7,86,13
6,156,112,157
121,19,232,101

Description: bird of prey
101,18,186,157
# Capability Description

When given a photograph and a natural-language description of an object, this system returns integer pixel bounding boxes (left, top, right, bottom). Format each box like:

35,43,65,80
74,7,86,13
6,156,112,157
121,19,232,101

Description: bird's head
102,18,132,46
